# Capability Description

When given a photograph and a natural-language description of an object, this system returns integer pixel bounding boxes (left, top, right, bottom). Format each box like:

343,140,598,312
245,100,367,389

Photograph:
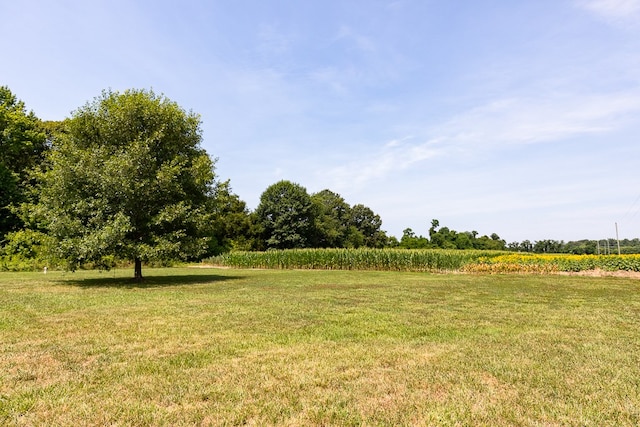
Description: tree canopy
253,183,390,250
311,189,351,248
0,86,47,238
349,204,386,248
255,180,316,249
399,219,506,250
31,89,216,279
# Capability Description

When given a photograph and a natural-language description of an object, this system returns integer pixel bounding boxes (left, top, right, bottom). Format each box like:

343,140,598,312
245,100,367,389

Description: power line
622,192,640,221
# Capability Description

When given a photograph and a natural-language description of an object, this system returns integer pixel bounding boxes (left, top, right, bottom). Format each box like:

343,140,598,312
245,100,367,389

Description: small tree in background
208,180,252,254
31,89,217,279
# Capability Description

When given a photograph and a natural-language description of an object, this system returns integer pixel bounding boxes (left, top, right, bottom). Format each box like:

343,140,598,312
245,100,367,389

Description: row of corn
206,249,640,273
206,248,496,272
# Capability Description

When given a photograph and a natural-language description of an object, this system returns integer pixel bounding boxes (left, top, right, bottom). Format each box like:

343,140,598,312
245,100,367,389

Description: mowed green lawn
1,268,639,426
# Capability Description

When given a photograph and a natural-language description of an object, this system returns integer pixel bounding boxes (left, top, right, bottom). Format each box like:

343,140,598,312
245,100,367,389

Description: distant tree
386,235,400,247
429,219,440,238
431,226,457,249
311,189,351,248
473,234,505,250
401,227,416,241
618,238,640,254
488,233,506,250
533,240,563,253
208,180,252,254
350,204,386,248
399,228,430,249
255,180,316,249
31,89,216,279
520,240,533,252
0,86,47,238
422,219,507,250
507,241,520,251
455,231,473,249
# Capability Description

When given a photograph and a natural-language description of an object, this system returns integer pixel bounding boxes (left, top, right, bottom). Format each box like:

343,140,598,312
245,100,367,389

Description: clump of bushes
0,229,58,271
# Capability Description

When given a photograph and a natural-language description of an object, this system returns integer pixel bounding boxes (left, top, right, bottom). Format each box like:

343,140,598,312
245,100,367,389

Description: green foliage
311,189,351,248
0,164,20,233
0,86,48,237
349,204,387,248
0,229,60,271
253,183,390,250
255,180,316,249
508,238,640,254
400,228,430,248
399,220,506,250
30,89,216,276
207,180,253,255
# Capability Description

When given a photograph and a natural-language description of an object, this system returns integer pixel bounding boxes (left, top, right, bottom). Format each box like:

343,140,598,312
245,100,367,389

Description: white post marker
44,266,47,274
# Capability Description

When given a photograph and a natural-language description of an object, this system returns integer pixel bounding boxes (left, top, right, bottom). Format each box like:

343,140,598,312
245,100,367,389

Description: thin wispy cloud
325,89,640,191
256,24,293,58
334,25,377,53
440,91,640,147
326,136,442,190
578,0,640,24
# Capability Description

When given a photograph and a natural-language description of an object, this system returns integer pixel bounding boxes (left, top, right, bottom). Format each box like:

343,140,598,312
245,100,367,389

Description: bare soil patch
557,269,640,278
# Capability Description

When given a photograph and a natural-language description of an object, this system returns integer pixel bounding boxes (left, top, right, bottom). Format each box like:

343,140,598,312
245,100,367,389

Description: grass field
1,268,639,425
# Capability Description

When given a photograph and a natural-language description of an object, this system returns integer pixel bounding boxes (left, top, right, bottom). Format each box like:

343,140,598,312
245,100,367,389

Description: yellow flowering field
464,253,640,274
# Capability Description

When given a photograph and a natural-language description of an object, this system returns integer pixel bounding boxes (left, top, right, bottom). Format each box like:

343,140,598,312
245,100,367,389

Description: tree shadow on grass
58,273,246,289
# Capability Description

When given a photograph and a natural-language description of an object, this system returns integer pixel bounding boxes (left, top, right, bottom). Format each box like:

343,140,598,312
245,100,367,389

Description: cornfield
205,249,640,273
206,248,502,272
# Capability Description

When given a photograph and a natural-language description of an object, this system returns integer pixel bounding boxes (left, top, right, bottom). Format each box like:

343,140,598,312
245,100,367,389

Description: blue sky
2,0,639,242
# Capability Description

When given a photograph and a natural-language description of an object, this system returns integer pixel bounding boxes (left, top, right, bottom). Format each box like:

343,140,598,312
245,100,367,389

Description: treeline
207,180,391,253
0,86,395,273
194,183,510,253
506,239,640,255
2,85,638,275
395,219,506,250
0,85,509,267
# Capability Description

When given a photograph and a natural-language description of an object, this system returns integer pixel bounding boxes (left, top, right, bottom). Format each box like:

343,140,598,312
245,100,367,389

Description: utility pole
615,222,621,255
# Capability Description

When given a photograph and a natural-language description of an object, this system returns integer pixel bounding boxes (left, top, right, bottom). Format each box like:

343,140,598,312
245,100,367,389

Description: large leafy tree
0,86,47,239
255,180,316,249
32,89,216,279
311,189,351,248
350,204,387,248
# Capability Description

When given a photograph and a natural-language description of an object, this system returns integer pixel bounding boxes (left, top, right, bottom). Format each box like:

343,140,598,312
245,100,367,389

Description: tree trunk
134,257,143,281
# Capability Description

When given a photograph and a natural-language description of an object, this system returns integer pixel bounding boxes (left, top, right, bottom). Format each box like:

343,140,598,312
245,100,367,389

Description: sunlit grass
1,268,639,425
